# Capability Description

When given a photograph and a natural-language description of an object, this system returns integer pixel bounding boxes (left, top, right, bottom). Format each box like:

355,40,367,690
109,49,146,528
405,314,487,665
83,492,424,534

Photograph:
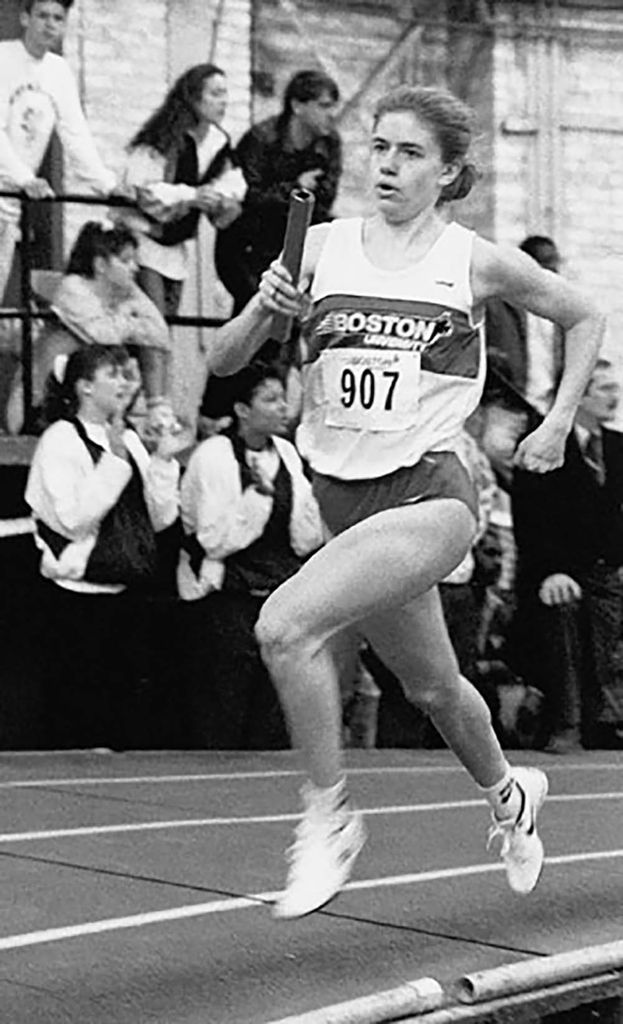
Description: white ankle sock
480,768,522,821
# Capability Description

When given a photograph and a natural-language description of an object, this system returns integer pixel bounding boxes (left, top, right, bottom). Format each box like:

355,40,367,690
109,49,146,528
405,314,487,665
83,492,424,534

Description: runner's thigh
260,498,474,647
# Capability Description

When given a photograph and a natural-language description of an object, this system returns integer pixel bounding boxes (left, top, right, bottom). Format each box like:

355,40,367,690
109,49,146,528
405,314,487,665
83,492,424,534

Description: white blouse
26,418,180,594
177,433,325,600
118,125,246,281
51,275,170,351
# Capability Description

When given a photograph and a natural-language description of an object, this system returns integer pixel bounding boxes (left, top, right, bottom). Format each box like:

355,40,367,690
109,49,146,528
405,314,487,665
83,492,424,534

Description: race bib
321,347,421,431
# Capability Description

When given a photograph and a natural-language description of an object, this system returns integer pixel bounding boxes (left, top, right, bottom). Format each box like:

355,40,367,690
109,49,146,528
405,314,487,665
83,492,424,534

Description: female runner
209,85,605,919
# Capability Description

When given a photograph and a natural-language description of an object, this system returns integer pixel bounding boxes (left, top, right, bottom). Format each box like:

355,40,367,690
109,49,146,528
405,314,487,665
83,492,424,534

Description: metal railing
267,940,623,1023
0,190,228,430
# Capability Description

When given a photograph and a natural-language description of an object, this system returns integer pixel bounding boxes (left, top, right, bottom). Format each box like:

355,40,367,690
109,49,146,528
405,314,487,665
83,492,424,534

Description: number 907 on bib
321,347,421,432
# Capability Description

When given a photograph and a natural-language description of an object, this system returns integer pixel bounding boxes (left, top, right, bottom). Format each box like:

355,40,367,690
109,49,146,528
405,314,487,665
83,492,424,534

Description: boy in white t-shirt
0,0,117,301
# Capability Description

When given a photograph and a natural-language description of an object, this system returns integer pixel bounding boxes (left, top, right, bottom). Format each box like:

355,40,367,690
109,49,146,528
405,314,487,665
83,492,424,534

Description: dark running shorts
312,451,478,537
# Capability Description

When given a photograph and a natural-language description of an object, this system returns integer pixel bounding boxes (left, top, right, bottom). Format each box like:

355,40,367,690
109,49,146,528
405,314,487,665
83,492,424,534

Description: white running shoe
273,784,367,919
487,766,549,894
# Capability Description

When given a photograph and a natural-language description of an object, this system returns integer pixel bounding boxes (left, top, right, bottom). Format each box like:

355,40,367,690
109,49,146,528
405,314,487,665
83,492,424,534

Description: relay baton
271,187,315,341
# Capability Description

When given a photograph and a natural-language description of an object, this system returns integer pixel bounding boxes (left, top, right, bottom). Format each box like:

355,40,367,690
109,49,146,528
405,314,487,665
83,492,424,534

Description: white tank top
296,218,486,480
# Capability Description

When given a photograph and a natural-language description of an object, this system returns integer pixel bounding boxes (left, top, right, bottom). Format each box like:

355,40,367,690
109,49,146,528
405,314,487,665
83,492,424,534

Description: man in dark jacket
214,69,341,315
512,358,623,751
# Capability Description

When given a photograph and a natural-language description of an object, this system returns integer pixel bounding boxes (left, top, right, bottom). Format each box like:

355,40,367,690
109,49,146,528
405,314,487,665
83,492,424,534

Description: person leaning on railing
117,63,245,324
0,0,123,307
214,69,342,316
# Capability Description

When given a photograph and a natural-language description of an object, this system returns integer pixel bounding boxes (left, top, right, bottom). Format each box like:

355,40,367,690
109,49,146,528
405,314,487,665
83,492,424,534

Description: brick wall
250,2,497,231
492,2,623,392
61,0,251,247
61,0,168,243
36,0,623,417
251,1,451,220
57,0,252,421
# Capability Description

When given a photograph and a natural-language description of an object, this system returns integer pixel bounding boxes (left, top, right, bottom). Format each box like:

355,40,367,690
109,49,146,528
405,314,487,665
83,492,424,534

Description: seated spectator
512,358,623,752
177,360,324,749
7,221,172,433
214,69,341,315
119,63,245,321
200,337,302,442
25,344,181,749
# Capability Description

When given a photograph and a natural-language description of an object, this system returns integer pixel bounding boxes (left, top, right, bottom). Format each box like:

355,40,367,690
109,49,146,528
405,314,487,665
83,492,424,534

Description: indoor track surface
0,748,621,1023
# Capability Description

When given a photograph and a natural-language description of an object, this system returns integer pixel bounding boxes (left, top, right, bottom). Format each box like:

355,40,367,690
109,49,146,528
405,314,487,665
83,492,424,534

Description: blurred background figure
457,371,548,751
203,68,342,430
0,0,121,430
485,234,563,416
519,235,564,417
467,369,535,661
119,62,245,345
214,68,342,316
0,0,118,304
512,358,623,752
6,221,170,433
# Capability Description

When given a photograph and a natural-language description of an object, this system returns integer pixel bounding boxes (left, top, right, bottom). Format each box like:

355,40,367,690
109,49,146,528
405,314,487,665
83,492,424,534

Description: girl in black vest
178,362,324,749
25,345,181,748
120,64,245,327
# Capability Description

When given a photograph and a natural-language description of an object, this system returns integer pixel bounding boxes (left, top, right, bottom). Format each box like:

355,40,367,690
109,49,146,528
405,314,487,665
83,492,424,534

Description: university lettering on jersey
301,293,481,433
316,307,454,348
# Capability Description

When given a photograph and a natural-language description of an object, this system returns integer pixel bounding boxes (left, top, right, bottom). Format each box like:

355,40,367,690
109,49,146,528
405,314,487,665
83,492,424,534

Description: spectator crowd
0,0,622,754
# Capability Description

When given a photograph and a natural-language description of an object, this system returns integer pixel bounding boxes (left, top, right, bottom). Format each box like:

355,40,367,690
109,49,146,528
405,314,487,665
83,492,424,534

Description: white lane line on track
0,792,621,844
0,768,459,788
0,849,621,953
0,762,621,789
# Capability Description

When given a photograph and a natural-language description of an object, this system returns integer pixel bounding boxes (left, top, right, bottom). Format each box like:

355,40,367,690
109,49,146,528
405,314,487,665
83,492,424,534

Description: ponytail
438,162,479,205
42,344,128,426
66,221,137,279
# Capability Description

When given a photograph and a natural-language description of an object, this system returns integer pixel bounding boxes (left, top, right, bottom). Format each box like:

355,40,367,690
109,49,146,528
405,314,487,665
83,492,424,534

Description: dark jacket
485,298,529,396
147,133,237,247
485,299,564,410
512,426,623,588
214,114,341,309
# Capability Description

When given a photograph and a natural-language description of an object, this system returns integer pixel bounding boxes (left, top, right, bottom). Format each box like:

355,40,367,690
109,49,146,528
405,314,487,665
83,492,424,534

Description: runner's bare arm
472,237,606,468
210,224,329,376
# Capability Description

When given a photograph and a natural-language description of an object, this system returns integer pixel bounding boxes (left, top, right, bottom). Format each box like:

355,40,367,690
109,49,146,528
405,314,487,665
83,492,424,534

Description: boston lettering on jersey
302,293,481,379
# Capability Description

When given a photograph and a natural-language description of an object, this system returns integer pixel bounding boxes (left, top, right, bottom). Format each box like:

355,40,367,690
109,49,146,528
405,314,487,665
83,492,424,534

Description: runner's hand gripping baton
271,187,315,342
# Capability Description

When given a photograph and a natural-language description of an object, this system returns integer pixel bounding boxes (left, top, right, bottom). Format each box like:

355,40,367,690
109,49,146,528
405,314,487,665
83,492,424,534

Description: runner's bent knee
255,589,319,667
